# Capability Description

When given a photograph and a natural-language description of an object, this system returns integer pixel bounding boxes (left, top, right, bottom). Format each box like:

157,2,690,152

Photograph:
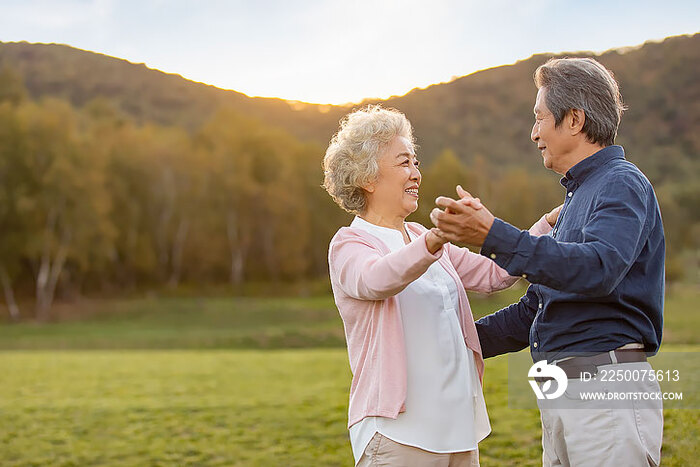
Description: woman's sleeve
446,215,553,294
329,231,443,301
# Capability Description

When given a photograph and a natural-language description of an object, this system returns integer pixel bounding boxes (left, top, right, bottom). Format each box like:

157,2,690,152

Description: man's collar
560,145,625,187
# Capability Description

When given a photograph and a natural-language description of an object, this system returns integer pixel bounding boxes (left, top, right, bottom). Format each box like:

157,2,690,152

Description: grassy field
1,350,351,466
4,284,695,350
1,284,698,465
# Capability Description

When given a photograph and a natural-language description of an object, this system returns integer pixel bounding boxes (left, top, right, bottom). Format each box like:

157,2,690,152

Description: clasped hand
429,186,563,247
429,186,494,247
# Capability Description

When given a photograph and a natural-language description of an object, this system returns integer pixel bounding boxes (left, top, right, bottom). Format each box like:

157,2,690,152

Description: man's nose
531,123,539,143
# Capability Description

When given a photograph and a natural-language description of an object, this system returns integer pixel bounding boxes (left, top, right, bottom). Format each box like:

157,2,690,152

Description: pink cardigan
328,216,552,428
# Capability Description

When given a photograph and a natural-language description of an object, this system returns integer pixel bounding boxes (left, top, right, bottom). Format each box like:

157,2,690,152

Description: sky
0,0,698,104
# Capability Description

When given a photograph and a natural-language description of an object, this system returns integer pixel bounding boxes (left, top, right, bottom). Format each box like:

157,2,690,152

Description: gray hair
534,57,626,147
322,105,415,214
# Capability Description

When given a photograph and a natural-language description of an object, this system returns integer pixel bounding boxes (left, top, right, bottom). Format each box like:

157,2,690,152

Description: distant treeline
0,90,563,319
0,35,698,320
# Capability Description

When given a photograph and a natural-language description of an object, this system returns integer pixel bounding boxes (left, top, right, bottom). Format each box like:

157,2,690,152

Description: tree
9,99,114,320
0,101,26,320
0,67,27,106
196,109,260,284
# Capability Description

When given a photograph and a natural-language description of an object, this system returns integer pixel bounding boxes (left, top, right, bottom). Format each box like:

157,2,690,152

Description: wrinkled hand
430,187,495,247
425,228,448,254
545,203,564,227
455,185,482,208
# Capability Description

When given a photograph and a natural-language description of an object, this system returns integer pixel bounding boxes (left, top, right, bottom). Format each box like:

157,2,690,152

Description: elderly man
431,57,665,466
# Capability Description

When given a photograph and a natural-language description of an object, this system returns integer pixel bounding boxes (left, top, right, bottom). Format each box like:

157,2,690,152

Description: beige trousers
539,363,663,467
357,433,479,467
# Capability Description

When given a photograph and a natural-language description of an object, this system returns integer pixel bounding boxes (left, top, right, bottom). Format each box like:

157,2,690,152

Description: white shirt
348,217,490,464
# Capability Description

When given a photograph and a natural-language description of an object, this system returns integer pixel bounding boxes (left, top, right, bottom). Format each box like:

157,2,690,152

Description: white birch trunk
35,209,70,321
156,168,176,278
226,209,245,285
168,216,189,287
261,222,278,281
35,208,56,320
226,210,248,285
0,264,20,321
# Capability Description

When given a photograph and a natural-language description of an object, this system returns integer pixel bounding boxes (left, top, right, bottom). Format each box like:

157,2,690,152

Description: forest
0,34,697,320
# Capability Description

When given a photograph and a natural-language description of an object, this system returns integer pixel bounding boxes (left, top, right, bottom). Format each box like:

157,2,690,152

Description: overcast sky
1,0,698,104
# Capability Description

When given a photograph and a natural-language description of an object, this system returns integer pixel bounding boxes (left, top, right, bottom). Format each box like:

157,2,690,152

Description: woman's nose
410,165,421,182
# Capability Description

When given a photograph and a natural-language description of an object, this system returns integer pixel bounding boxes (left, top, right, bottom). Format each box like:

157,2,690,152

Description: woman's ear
362,176,377,193
569,108,586,135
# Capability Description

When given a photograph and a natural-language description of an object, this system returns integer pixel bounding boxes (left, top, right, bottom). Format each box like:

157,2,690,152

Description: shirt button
538,303,543,309
533,342,538,348
521,274,528,279
490,253,497,259
568,192,573,197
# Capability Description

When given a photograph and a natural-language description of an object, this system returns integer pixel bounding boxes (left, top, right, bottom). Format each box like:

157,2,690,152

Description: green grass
0,285,698,465
660,284,700,345
1,283,696,349
2,349,697,466
1,350,351,466
0,296,345,350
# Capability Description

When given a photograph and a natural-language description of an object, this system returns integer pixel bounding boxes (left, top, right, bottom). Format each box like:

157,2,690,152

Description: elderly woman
324,105,559,466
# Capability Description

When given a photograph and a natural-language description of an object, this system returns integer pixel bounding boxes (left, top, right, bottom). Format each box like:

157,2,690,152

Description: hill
384,33,700,181
0,42,345,143
0,34,698,181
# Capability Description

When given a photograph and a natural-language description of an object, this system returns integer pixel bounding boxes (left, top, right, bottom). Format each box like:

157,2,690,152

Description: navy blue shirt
476,146,665,362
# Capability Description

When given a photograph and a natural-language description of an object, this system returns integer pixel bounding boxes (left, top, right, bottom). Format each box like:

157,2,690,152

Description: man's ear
568,108,586,135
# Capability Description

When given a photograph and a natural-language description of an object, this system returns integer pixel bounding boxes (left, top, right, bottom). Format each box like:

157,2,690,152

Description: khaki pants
357,433,479,467
539,363,663,467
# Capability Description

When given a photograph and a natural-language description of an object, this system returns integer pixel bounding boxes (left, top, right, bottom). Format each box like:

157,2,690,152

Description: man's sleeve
475,286,538,358
480,175,650,296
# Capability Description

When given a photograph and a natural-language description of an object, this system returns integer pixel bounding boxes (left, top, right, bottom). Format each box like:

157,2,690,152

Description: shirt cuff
480,217,523,270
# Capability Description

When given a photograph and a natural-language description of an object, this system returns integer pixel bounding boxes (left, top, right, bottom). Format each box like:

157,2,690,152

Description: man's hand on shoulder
545,204,564,227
